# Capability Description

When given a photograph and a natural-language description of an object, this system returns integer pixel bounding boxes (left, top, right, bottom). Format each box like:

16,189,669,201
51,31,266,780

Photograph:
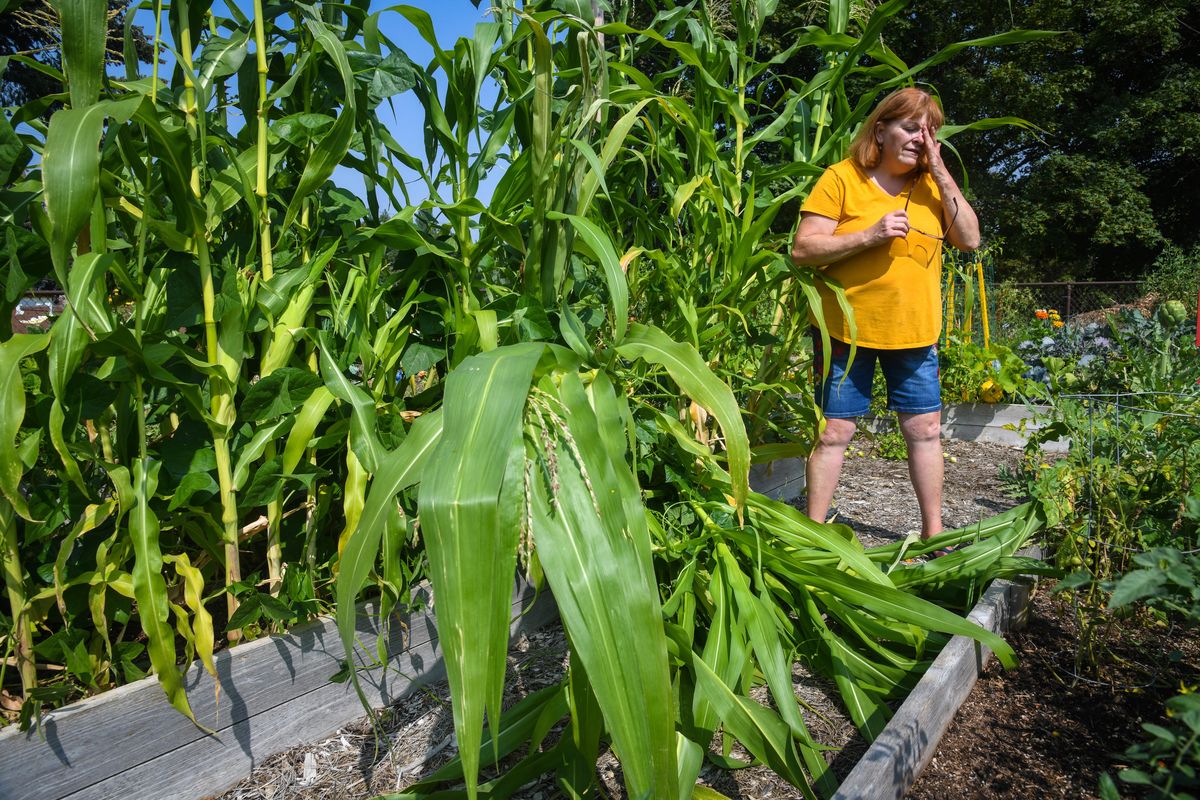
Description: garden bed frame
0,405,1048,800
939,402,1067,452
0,581,555,800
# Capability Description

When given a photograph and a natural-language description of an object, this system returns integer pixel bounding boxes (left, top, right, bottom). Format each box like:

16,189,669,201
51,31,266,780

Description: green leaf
335,408,442,711
281,10,358,233
195,30,249,109
417,343,544,798
0,334,50,520
54,0,106,109
240,368,325,421
786,564,1018,668
316,332,383,473
1108,568,1168,610
617,323,750,516
226,593,262,630
282,387,335,474
529,371,678,798
680,633,818,798
42,104,105,281
130,459,199,725
0,114,31,184
546,211,629,344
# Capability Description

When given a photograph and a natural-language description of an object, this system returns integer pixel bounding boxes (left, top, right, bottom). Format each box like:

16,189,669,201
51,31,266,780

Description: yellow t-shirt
801,159,945,349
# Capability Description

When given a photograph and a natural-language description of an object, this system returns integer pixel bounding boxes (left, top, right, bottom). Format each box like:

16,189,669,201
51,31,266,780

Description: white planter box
941,403,1067,452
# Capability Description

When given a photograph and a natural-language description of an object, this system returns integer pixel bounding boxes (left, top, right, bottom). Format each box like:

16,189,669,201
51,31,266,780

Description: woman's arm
923,124,981,251
790,209,912,267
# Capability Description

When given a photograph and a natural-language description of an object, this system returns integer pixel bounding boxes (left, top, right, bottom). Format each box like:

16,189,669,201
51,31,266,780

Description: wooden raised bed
0,581,555,800
0,418,1044,800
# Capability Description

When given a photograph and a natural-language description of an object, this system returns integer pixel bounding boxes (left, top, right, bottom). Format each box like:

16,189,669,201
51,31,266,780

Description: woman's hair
848,87,944,170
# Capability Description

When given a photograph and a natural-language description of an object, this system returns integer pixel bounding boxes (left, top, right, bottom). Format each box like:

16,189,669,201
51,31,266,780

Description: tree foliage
0,0,152,107
620,0,1200,282
882,0,1200,280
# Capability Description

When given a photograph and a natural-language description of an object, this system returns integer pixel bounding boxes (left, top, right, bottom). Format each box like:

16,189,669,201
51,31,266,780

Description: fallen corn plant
330,3,1056,798
0,1,1057,796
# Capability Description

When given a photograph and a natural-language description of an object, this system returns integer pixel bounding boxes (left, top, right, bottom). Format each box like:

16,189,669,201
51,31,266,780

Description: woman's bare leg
805,416,858,524
898,410,943,538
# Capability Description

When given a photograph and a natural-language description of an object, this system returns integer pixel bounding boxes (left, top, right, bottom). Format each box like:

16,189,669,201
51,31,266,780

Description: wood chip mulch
907,587,1200,800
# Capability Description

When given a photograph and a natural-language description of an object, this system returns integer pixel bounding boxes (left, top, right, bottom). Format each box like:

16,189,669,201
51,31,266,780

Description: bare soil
907,588,1200,800
217,436,1038,800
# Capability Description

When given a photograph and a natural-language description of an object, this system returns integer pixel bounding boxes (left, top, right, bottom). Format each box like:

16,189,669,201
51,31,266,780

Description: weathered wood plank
65,589,560,800
749,457,807,501
832,564,1038,800
0,579,551,800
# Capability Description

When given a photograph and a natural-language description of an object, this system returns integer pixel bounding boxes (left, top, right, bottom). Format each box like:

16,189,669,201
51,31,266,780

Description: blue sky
364,2,503,209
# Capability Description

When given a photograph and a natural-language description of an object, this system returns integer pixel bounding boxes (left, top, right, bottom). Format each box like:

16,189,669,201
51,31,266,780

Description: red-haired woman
791,87,980,549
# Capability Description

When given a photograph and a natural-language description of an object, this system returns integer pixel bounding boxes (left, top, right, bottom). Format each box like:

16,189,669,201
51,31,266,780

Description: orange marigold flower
1035,309,1049,319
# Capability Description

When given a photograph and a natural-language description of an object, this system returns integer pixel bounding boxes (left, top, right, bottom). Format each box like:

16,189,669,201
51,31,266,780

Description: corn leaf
418,343,544,798
54,0,105,109
130,458,199,725
617,323,749,516
529,370,678,798
0,334,50,520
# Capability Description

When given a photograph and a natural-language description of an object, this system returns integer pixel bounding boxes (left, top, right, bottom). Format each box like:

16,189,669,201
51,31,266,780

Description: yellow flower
1052,320,1064,328
980,379,1003,403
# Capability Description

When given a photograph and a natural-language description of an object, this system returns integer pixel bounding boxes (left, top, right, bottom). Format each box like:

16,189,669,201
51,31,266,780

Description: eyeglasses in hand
903,179,959,242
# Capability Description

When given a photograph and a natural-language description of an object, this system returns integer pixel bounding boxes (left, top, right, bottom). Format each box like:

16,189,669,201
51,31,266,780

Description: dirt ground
906,587,1200,800
217,435,1032,800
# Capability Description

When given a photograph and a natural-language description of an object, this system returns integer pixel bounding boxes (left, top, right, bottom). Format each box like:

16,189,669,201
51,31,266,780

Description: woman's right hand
871,210,909,245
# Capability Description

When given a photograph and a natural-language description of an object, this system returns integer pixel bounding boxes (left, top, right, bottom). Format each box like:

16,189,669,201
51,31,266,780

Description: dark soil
907,587,1200,800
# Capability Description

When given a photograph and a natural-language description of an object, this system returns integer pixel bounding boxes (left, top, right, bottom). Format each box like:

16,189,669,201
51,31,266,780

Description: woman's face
875,115,928,172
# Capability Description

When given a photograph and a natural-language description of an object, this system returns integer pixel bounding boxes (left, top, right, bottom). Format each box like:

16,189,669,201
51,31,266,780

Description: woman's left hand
922,124,947,176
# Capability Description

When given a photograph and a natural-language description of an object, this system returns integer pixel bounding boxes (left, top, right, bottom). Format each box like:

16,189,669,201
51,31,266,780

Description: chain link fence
940,258,1157,348
994,281,1146,328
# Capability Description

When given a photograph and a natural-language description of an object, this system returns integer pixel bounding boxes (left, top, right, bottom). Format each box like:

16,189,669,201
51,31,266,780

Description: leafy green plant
1142,243,1200,315
1100,549,1200,800
335,3,1054,796
0,0,430,723
1108,547,1200,626
1,0,1058,796
1102,692,1200,800
1025,390,1200,672
940,336,1040,404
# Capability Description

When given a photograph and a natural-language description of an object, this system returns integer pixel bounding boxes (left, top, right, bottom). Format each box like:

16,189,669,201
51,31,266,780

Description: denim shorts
811,332,942,418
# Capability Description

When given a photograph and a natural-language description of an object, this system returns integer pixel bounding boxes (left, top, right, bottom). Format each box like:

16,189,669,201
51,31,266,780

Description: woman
791,87,980,548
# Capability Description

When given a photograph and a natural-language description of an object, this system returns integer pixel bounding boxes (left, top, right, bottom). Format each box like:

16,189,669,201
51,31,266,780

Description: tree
882,0,1200,281
0,0,153,107
614,1,1200,282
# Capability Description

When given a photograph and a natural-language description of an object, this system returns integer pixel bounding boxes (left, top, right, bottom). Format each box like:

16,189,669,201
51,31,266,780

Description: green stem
254,0,283,596
253,0,274,281
1,500,35,698
151,0,163,103
177,8,243,639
